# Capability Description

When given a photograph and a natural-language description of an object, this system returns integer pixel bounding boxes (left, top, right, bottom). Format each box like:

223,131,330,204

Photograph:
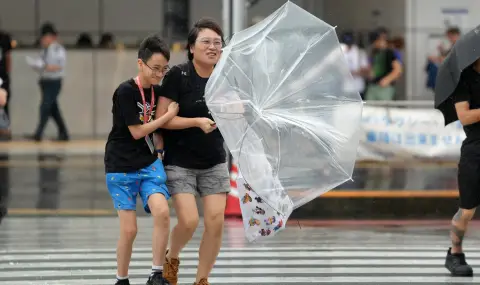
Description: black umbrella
434,25,480,125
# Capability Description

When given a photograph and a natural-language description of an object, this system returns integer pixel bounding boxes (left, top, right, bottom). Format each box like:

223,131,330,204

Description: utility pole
232,0,246,34
222,0,232,38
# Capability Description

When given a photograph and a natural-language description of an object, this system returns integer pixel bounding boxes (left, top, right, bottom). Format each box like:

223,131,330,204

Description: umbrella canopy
205,1,363,241
435,25,480,125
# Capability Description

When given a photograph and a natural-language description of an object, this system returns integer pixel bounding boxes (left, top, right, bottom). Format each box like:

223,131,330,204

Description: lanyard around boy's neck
134,76,155,125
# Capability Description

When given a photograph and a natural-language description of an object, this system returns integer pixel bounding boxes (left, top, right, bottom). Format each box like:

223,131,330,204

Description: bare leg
148,193,170,268
167,193,200,258
116,210,137,277
451,208,476,254
163,193,199,285
195,193,227,282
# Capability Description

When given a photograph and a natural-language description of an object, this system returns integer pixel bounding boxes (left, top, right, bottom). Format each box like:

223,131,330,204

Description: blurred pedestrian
340,31,369,98
365,27,403,101
0,78,9,139
26,23,69,141
0,28,12,118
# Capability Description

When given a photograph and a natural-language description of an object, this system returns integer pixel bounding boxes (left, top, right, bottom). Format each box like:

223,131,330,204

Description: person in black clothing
445,58,480,277
104,35,178,285
157,18,229,285
0,30,12,118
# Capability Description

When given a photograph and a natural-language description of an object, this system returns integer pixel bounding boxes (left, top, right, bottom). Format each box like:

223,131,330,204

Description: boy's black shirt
160,61,226,169
104,79,160,173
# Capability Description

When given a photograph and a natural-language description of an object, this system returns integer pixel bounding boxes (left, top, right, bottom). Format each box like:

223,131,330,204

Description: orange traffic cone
225,163,242,217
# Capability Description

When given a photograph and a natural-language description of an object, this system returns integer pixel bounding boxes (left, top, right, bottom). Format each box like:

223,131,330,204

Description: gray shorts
165,163,231,197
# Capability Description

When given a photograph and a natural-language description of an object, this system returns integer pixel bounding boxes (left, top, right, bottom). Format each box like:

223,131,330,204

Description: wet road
1,217,480,284
0,152,459,214
0,141,473,284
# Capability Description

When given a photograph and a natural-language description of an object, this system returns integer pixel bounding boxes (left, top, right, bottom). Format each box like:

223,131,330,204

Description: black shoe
56,134,69,141
24,134,41,142
445,247,473,276
115,279,130,285
146,271,170,285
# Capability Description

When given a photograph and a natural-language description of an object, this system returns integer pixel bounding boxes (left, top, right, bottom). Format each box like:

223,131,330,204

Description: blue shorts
106,159,170,213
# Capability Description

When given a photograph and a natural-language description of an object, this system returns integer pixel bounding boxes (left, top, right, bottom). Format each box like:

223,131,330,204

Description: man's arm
453,81,480,126
381,60,402,85
455,101,480,125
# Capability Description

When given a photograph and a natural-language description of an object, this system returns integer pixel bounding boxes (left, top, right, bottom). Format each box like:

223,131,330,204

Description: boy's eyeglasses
143,61,170,75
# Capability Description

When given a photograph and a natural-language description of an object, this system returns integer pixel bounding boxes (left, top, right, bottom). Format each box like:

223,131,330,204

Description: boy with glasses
104,34,178,285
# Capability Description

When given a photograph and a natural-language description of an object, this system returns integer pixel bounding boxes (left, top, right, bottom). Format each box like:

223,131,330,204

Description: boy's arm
153,132,164,159
116,87,178,140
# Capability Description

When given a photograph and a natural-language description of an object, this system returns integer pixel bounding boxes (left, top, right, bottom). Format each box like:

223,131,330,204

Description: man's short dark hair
186,18,224,61
138,35,170,62
447,27,461,35
40,22,58,36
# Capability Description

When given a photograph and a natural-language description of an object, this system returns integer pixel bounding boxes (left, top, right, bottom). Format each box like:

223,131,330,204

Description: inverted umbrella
205,1,363,242
435,25,480,125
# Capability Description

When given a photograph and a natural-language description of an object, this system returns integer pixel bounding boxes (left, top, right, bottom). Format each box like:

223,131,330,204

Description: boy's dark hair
138,35,170,62
447,27,461,35
186,18,224,61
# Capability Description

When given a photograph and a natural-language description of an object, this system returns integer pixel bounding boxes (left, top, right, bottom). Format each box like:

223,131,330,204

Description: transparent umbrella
205,1,363,242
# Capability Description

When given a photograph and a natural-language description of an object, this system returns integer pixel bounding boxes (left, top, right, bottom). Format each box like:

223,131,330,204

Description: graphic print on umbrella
205,1,363,241
435,25,480,125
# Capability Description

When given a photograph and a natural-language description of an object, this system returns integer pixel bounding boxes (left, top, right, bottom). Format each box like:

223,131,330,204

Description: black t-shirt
453,66,480,143
0,31,12,81
104,79,160,173
160,61,226,169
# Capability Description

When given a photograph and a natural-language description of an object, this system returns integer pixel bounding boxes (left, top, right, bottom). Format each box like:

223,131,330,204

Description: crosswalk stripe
2,276,480,285
2,246,477,254
3,251,480,261
3,259,480,270
0,267,478,278
1,217,480,284
5,245,480,254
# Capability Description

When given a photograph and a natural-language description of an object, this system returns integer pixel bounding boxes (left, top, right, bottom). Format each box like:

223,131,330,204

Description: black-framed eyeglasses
143,61,170,75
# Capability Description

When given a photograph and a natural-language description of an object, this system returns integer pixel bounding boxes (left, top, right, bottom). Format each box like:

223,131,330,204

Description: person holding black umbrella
435,25,480,277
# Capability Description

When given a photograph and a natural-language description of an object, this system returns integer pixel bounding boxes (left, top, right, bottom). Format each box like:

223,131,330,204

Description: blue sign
366,131,464,146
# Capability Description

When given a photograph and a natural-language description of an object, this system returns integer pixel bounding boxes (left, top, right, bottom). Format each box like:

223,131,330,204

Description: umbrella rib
260,27,336,110
236,115,288,215
266,111,351,180
225,57,257,99
262,77,327,110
